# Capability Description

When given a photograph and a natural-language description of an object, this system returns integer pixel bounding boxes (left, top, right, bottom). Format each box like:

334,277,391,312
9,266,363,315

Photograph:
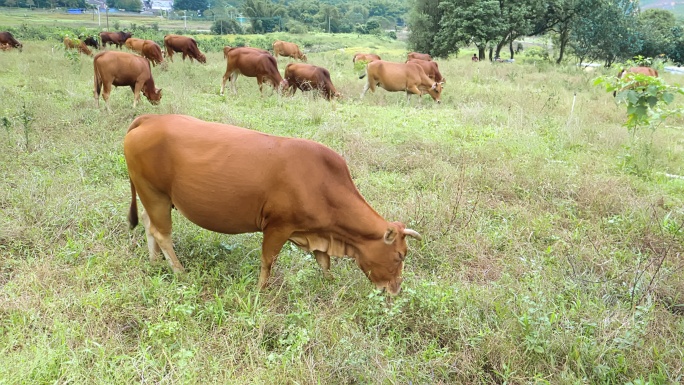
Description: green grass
1,34,683,384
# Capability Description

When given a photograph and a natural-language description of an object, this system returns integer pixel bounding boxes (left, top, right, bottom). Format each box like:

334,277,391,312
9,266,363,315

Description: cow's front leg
259,228,290,289
313,250,334,280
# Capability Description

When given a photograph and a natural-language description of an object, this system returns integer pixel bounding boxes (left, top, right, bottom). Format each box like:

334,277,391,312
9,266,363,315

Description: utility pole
106,6,109,30
184,10,187,31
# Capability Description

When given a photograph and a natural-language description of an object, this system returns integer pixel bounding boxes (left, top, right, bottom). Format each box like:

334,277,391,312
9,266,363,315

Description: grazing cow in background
124,114,422,294
221,47,288,96
361,60,443,103
164,34,206,63
0,43,13,51
99,31,133,49
93,51,162,111
125,37,146,54
407,52,432,61
613,66,659,97
273,40,307,61
353,53,381,63
142,40,164,66
407,58,445,83
64,36,93,56
81,35,100,49
284,63,340,101
0,31,22,51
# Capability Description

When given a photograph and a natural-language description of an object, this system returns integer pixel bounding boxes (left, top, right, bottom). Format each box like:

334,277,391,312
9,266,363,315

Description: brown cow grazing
1,43,14,51
273,40,307,61
164,34,206,63
353,53,381,63
407,58,445,83
361,60,443,103
613,66,659,97
93,51,162,111
407,52,432,61
285,63,340,101
64,36,93,56
223,45,270,59
125,37,146,54
124,114,421,294
142,40,164,66
221,47,288,96
0,31,22,51
100,31,133,49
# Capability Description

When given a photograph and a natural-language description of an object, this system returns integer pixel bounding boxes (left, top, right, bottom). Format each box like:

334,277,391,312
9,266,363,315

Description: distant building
151,0,173,11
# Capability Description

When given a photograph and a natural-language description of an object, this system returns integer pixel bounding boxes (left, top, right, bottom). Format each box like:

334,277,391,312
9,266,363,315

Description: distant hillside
641,0,684,17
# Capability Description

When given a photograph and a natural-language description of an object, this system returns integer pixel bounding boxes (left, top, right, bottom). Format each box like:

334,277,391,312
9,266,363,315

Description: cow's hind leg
259,227,290,289
140,197,185,274
230,73,239,94
141,209,161,262
313,250,334,280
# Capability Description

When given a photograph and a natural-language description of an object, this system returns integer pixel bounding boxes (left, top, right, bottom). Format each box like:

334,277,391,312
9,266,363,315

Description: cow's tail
128,179,139,229
93,57,102,100
359,66,367,79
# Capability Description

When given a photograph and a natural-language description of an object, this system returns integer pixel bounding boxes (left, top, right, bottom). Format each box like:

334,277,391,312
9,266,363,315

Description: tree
211,18,243,34
570,0,640,66
407,0,443,57
174,0,208,12
638,9,676,59
434,0,503,60
241,0,286,33
533,0,593,64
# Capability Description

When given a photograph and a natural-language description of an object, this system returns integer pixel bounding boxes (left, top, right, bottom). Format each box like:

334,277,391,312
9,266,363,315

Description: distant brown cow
407,52,432,61
125,37,146,54
0,31,22,51
361,60,442,103
353,53,381,63
164,34,206,63
221,47,288,96
273,40,307,61
142,40,164,66
407,58,445,83
284,63,340,101
64,36,93,56
93,51,162,111
0,44,12,51
613,66,659,97
100,31,133,49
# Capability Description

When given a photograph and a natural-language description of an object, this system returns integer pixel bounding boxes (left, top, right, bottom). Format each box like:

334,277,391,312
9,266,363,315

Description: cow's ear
384,227,398,244
156,88,162,95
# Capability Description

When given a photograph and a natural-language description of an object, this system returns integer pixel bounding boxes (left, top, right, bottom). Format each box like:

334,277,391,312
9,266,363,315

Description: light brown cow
0,44,12,51
284,63,340,101
0,31,22,51
93,51,162,111
407,52,432,61
221,47,288,95
614,66,659,97
353,53,381,63
223,45,270,59
164,34,206,63
64,36,93,56
124,114,421,294
273,40,307,61
125,37,146,54
361,60,443,103
142,40,164,66
407,58,445,83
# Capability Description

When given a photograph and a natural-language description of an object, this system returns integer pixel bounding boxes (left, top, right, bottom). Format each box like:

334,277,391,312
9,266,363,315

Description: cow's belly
169,181,265,235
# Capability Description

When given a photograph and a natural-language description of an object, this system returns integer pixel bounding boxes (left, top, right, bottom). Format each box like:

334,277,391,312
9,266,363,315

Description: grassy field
1,32,683,384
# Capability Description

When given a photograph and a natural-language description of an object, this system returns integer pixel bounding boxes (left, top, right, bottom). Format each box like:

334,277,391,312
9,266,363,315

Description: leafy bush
211,18,243,35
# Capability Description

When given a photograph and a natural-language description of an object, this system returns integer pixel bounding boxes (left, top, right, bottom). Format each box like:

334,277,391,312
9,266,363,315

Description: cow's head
300,53,308,62
425,81,443,103
197,53,207,64
355,222,421,296
143,88,162,105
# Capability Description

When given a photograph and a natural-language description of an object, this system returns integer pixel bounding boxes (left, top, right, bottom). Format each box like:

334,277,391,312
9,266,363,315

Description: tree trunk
488,46,493,61
556,26,569,64
478,46,486,61
509,40,514,59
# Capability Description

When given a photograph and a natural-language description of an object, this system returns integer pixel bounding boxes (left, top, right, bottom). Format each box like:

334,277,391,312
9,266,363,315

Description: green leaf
662,92,674,104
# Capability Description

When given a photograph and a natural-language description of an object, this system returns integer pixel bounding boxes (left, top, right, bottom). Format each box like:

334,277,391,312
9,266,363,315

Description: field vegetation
1,31,684,384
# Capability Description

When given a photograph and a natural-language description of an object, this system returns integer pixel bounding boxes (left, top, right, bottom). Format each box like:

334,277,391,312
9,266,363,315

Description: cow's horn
404,228,422,240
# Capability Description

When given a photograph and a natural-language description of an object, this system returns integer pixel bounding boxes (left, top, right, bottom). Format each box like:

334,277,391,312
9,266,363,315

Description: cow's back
95,51,150,84
125,114,359,234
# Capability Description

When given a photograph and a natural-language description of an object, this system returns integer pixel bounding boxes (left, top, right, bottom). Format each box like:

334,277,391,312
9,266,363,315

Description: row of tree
409,0,684,66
